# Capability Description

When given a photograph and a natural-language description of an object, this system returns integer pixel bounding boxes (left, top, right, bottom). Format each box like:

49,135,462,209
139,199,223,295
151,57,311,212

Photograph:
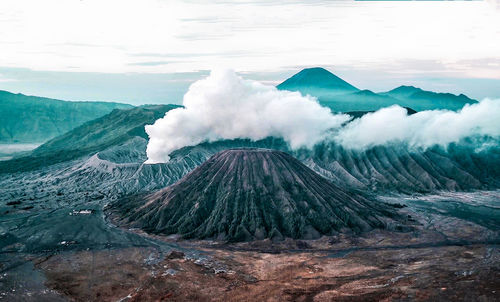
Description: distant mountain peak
379,85,477,111
296,67,336,76
353,89,378,97
277,67,359,93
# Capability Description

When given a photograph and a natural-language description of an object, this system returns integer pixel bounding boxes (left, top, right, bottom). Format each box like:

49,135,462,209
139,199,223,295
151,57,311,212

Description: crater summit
111,149,403,242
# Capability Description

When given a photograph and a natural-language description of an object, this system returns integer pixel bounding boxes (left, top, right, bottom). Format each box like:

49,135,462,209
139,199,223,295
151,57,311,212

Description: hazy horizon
1,66,500,106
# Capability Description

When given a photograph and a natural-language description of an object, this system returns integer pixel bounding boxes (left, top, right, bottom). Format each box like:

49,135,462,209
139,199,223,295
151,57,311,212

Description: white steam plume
145,69,500,163
335,99,500,149
145,69,349,163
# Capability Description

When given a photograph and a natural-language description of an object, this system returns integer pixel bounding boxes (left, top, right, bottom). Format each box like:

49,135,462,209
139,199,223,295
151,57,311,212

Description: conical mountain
277,67,359,95
111,149,402,242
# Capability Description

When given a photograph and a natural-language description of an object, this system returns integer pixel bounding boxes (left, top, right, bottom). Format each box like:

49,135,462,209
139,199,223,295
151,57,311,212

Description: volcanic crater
110,148,405,242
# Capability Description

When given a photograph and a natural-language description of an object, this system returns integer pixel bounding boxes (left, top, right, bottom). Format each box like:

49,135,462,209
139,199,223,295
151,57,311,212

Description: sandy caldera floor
2,191,499,301
29,241,499,302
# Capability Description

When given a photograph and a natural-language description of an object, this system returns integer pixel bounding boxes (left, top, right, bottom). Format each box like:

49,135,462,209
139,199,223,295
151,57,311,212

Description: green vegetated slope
0,90,133,143
277,68,477,112
0,104,180,172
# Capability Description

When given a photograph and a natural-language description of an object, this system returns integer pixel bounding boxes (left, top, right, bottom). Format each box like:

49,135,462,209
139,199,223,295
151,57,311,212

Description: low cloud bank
336,100,500,149
146,70,500,163
145,70,349,163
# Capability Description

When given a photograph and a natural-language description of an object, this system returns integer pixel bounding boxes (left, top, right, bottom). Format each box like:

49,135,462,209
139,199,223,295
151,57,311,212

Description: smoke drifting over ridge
145,70,500,163
336,100,500,150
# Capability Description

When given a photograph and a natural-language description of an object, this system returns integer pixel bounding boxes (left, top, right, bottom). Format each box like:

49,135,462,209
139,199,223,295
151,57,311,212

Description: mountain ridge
0,90,133,143
277,69,477,112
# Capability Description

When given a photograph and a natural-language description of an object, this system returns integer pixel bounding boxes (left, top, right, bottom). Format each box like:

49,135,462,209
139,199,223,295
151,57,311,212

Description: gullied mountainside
110,149,402,242
0,104,180,172
276,69,477,112
32,104,179,156
302,142,500,193
0,90,132,143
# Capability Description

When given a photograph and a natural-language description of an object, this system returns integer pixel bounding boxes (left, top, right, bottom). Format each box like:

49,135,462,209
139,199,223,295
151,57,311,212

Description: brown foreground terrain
32,242,498,302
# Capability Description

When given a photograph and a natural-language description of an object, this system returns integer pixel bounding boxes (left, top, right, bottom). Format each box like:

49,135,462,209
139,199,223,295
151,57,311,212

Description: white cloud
335,100,500,150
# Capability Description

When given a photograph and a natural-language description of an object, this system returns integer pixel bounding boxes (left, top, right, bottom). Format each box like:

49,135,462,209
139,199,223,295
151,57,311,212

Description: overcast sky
1,0,499,105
